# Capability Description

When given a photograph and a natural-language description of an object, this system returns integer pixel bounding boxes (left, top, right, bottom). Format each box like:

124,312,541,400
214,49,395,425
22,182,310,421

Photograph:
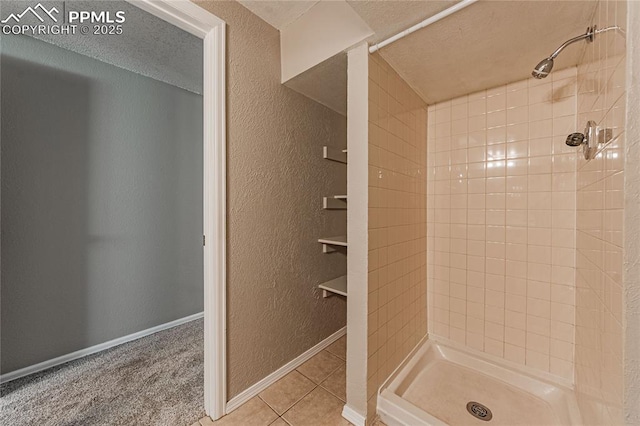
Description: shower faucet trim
566,120,613,160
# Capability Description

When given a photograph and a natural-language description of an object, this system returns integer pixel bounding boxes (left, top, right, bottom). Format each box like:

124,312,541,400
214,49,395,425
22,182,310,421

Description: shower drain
466,401,493,421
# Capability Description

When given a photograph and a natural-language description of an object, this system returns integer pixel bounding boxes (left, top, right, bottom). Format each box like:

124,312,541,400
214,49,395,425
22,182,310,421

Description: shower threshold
377,338,582,426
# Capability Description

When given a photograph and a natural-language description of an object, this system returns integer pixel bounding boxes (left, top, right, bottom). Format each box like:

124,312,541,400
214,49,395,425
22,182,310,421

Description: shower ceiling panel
375,0,598,103
238,0,598,106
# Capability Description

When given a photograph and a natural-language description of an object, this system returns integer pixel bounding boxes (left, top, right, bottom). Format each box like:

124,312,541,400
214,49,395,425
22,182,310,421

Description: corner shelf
323,146,347,164
323,195,347,210
318,235,347,253
319,275,347,298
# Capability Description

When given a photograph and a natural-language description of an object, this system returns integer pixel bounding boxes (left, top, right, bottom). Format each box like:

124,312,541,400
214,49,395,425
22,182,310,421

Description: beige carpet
0,318,204,426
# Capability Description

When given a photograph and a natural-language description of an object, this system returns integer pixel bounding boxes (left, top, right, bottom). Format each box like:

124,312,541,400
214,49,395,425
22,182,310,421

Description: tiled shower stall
349,0,633,423
426,67,579,380
423,0,627,423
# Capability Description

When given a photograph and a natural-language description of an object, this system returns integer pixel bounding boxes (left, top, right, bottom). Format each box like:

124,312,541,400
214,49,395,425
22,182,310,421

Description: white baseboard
225,326,347,414
0,312,204,384
342,404,366,426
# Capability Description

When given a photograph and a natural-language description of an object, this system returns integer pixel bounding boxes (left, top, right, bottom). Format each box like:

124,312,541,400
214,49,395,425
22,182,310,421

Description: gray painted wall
1,35,204,374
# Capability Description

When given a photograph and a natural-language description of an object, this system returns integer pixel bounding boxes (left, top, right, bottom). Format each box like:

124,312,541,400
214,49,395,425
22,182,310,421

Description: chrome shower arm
549,25,621,59
549,27,595,59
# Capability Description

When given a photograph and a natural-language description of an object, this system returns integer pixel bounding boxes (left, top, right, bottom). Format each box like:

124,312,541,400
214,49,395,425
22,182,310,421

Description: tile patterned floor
191,336,385,426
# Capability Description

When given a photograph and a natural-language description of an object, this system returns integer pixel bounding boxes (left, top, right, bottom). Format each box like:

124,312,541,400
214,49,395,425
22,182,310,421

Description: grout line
257,352,347,423
259,381,317,418
278,383,324,421
318,368,347,403
294,351,343,384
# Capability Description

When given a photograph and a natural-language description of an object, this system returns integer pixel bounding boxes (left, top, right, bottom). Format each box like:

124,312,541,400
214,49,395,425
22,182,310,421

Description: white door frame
126,0,227,419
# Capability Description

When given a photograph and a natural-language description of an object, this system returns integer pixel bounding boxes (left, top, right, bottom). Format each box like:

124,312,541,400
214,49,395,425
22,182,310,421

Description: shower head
532,26,600,79
532,57,554,79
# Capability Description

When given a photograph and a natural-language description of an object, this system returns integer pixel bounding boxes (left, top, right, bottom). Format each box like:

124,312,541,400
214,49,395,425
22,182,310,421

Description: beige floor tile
199,417,214,426
269,418,289,426
319,364,346,402
371,418,387,426
212,397,278,426
259,371,315,415
325,336,346,360
191,421,203,426
296,350,344,384
282,387,350,426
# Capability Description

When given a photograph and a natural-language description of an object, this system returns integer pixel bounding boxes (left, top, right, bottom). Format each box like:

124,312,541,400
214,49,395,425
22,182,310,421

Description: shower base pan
377,338,582,426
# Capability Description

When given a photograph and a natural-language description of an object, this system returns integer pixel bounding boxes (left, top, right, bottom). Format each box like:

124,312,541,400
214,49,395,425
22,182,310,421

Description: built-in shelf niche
319,145,347,297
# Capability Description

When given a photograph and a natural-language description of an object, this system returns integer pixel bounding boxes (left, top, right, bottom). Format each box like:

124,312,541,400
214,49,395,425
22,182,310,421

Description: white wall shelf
323,195,347,210
319,142,346,299
323,146,347,164
318,235,347,246
319,275,347,298
318,235,347,253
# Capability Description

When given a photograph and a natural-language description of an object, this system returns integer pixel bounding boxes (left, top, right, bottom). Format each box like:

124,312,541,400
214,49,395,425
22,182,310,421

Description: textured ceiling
237,0,320,29
238,0,598,105
377,0,598,103
346,0,458,43
1,0,202,93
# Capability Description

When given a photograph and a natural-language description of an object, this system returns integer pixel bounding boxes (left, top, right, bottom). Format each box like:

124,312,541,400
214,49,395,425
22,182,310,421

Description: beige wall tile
367,53,428,422
573,1,626,424
427,64,578,379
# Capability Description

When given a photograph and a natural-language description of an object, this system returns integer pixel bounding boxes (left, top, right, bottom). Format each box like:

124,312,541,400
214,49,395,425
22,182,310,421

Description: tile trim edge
225,326,347,414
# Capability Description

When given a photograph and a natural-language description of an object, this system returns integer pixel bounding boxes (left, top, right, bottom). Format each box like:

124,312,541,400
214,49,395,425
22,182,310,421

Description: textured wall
574,1,627,423
426,68,579,380
367,53,428,420
192,0,347,399
1,35,203,373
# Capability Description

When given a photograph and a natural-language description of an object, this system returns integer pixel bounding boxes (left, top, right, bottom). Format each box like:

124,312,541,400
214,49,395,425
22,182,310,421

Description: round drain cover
466,401,492,421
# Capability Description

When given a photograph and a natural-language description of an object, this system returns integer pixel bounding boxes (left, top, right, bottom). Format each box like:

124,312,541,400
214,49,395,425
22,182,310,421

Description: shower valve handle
566,133,585,147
